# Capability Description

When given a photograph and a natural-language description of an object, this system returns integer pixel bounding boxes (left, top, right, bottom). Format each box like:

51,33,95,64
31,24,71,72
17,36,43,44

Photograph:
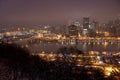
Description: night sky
0,0,120,24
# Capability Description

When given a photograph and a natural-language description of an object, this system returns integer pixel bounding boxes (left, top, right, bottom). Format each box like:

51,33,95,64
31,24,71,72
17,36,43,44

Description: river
17,41,120,54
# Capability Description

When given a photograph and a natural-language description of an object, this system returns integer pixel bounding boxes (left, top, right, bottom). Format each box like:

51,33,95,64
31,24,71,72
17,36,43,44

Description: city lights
0,0,120,80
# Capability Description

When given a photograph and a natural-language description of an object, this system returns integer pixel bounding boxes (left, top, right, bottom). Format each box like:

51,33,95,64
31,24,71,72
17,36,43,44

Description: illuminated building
82,29,88,37
90,20,98,30
83,17,89,29
74,20,80,27
88,20,98,37
82,17,90,37
114,17,120,36
74,20,82,37
68,25,78,38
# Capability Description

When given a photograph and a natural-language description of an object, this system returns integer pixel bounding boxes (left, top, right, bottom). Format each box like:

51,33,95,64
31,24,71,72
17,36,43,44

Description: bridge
3,37,120,44
59,38,120,45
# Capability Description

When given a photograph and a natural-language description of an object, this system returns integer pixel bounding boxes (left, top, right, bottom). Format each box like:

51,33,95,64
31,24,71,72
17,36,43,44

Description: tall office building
68,25,78,38
83,17,89,29
88,20,98,37
91,20,99,30
74,20,82,37
82,17,89,36
74,20,80,27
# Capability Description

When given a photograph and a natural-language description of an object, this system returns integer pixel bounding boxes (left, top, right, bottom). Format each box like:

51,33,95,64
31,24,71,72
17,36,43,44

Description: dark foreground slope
0,43,119,80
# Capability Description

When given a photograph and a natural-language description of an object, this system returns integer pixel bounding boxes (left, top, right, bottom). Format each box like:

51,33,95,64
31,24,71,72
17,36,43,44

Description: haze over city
0,0,120,80
0,0,120,25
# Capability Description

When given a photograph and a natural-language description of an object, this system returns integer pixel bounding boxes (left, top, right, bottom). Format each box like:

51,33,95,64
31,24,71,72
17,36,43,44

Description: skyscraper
91,20,99,30
82,17,89,37
68,25,78,38
74,20,80,27
83,17,89,29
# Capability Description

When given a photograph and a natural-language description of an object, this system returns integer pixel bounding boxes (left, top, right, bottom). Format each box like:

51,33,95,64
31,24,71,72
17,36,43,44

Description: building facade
68,25,78,38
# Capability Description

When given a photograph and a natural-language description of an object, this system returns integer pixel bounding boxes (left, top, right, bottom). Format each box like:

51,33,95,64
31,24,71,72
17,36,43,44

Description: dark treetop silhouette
0,43,118,80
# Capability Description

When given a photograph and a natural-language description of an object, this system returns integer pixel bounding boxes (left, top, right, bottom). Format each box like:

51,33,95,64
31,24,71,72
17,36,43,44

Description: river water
18,41,120,54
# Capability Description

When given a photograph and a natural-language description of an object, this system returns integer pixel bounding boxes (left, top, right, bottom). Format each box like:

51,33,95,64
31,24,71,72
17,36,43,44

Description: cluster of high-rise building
67,17,98,38
67,16,120,38
104,17,120,37
1,16,120,38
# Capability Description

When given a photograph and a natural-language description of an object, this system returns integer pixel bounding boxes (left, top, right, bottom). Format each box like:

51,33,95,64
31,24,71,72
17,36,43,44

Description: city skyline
0,0,120,25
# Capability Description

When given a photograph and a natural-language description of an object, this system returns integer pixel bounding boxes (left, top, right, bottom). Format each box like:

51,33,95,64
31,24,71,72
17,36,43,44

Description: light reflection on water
18,41,120,54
